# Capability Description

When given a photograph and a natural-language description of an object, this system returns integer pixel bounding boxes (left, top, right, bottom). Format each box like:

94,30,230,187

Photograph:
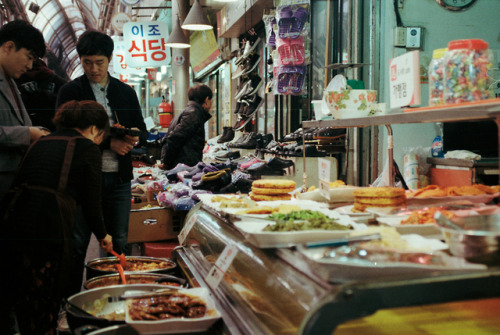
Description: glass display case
173,202,500,335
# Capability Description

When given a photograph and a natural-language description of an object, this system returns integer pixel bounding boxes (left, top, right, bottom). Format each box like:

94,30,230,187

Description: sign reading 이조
123,21,170,68
389,50,421,109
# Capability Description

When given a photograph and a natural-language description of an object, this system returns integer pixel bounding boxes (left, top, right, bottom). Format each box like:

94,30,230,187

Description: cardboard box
146,189,163,202
128,202,182,243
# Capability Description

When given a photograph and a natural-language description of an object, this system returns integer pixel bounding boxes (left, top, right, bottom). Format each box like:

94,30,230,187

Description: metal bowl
84,273,186,290
65,284,165,332
437,213,500,265
85,256,177,280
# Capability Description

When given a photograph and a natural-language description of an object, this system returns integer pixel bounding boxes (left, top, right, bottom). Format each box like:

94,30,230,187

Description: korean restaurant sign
389,50,421,109
123,21,171,68
112,37,144,77
111,12,131,33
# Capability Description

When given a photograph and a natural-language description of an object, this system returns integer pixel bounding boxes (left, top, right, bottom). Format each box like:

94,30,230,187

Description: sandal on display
278,6,294,39
289,6,309,38
289,66,306,94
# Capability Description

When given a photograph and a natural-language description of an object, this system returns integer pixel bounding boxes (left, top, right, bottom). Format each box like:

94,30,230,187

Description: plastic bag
371,157,403,188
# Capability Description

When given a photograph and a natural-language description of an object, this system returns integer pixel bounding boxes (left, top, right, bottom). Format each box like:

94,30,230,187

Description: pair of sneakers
232,52,262,80
234,73,263,101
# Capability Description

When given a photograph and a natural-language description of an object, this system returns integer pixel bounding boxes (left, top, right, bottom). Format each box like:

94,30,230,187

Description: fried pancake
251,186,295,195
354,197,406,206
252,179,296,189
236,206,275,214
249,192,292,201
353,187,405,198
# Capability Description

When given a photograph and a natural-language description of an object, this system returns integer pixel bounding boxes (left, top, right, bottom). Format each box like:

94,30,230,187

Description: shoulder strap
34,135,87,192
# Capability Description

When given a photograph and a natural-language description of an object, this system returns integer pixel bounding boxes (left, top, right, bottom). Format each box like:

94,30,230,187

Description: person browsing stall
0,100,113,335
0,20,49,203
56,30,147,296
161,83,213,169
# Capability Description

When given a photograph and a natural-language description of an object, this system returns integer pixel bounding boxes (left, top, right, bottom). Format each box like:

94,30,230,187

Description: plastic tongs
108,288,178,302
110,250,126,267
303,233,381,249
110,250,127,284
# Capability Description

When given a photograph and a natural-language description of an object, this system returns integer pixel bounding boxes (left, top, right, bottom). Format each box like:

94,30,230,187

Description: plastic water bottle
431,135,444,158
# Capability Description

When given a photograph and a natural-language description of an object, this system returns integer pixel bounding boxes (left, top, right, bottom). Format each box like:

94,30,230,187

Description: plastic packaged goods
428,48,447,106
443,39,493,104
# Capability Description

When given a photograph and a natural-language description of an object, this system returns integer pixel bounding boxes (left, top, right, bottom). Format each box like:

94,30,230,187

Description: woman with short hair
0,100,113,335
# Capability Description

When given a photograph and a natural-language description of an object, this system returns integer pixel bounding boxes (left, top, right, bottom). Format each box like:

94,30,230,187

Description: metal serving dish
85,256,177,280
65,284,164,332
84,273,187,290
436,213,500,265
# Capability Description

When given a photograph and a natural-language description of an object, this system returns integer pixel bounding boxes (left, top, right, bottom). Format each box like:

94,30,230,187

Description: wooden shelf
303,98,500,128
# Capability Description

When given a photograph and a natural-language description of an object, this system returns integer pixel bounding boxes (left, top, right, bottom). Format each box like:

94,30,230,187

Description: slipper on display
289,66,307,94
290,36,305,65
276,66,295,94
277,38,292,65
278,6,294,39
290,6,309,38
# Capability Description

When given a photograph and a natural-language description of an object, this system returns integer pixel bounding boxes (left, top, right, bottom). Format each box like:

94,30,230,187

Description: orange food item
401,207,455,225
408,184,500,198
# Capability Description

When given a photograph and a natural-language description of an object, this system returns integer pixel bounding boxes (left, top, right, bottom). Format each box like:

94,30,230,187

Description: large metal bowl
65,284,165,332
85,256,177,280
437,213,500,265
84,273,186,290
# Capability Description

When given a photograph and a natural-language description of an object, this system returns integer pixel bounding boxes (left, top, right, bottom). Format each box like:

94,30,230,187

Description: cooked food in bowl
85,256,177,280
85,273,186,290
127,292,207,320
92,259,173,272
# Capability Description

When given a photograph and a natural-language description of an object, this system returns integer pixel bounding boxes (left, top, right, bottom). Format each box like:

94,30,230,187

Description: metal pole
171,0,190,116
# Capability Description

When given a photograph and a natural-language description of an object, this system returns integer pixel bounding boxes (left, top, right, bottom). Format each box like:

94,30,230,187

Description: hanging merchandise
263,13,277,48
272,1,310,96
443,39,493,104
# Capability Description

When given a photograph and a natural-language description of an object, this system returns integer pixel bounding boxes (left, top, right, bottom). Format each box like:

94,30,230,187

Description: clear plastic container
428,48,447,106
443,39,493,104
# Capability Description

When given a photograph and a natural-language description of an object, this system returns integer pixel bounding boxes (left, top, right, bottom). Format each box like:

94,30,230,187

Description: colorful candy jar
428,48,447,106
443,39,493,104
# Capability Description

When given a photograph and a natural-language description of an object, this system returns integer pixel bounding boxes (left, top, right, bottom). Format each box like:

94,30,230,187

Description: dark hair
53,100,110,137
188,83,213,104
0,20,45,58
76,30,114,59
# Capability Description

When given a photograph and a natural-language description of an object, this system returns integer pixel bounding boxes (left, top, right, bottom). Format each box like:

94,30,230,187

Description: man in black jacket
161,83,212,169
56,30,147,296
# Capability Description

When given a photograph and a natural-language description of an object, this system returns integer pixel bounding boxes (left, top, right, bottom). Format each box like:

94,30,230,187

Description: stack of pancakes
249,179,296,201
353,187,406,212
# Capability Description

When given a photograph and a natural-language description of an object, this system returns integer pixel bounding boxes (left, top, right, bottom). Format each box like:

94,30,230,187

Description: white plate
232,210,366,248
376,215,442,237
333,205,375,218
296,241,486,283
125,287,220,334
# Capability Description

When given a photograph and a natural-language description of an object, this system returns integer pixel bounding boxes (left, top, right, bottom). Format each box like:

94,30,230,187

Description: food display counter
173,202,500,335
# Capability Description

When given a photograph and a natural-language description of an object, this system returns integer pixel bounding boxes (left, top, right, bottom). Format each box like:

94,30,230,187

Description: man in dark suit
57,30,147,296
0,20,48,204
0,19,48,335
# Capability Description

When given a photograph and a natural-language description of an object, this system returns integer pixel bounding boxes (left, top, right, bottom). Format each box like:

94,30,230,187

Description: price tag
177,213,197,245
389,50,421,109
318,158,331,201
205,245,238,290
